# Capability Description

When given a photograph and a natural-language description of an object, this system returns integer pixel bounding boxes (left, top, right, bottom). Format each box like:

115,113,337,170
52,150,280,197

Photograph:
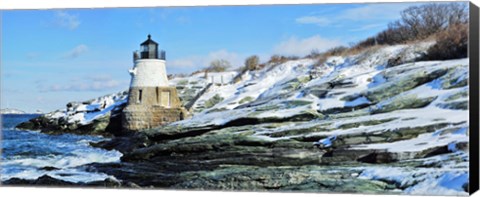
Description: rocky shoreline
8,44,470,195
15,91,129,137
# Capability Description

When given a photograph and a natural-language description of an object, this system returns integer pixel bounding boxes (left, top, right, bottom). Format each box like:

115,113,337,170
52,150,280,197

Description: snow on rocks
314,135,337,148
349,125,468,153
136,41,469,194
43,91,128,126
357,151,469,196
15,40,469,194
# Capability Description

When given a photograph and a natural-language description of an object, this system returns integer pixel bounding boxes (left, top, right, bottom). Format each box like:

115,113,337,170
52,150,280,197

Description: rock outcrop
16,91,129,137
12,42,470,195
86,43,469,195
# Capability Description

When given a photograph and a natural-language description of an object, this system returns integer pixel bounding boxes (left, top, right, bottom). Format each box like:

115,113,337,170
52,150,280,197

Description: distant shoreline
1,113,43,115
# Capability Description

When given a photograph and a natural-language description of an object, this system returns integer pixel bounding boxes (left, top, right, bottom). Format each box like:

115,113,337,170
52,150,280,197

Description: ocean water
1,114,122,183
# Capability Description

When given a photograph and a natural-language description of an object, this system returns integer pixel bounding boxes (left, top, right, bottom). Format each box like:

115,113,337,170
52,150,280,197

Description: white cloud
62,44,88,59
169,58,198,68
39,75,126,92
87,74,112,81
206,50,243,67
54,11,80,30
340,3,413,21
349,23,385,32
169,49,244,71
295,16,331,26
170,36,344,74
272,35,344,57
296,3,414,26
176,16,190,24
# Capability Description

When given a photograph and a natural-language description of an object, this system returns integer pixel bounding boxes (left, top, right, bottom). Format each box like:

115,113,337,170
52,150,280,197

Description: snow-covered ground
167,42,469,195
23,41,470,194
357,152,469,195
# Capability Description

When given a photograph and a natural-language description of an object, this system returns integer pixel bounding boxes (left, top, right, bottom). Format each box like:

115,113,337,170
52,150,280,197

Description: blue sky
1,2,430,112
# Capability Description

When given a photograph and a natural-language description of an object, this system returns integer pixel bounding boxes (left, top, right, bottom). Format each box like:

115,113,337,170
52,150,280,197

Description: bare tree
396,3,468,39
361,2,469,47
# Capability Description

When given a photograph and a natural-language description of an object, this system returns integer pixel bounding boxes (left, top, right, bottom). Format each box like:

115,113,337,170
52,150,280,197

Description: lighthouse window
138,89,143,103
161,91,170,107
141,45,148,52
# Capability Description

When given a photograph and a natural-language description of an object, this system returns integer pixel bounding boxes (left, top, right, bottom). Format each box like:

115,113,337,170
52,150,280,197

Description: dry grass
424,23,468,60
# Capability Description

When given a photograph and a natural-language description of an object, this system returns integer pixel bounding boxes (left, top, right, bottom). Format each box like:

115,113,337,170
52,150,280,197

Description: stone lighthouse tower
122,35,188,131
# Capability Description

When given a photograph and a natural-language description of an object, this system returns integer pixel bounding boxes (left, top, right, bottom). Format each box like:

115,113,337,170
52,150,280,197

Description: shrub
324,46,348,56
352,37,377,50
190,69,204,76
257,63,267,70
268,55,284,64
424,23,468,60
244,55,260,71
267,55,298,65
286,56,300,60
308,46,349,67
313,55,328,67
306,49,322,58
206,59,231,72
232,55,260,83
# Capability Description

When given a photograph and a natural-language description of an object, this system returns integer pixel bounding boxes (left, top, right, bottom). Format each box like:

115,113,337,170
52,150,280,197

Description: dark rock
308,89,329,99
436,101,468,110
39,166,60,171
330,79,357,89
386,56,403,68
123,181,142,188
16,107,126,137
2,175,75,186
86,178,122,187
421,142,468,158
91,132,149,153
320,149,374,164
357,152,398,164
463,182,469,193
3,175,129,188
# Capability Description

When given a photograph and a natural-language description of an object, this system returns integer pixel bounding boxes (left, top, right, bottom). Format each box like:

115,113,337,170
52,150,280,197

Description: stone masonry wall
123,86,188,131
122,106,188,131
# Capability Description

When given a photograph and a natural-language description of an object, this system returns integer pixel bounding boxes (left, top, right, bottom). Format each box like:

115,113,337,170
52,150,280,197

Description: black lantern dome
134,34,166,61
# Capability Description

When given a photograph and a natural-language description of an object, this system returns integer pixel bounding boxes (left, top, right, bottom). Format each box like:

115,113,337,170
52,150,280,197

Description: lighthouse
122,35,188,131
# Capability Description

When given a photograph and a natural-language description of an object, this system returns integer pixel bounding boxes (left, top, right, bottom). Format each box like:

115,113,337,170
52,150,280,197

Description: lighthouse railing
138,50,166,60
159,50,166,60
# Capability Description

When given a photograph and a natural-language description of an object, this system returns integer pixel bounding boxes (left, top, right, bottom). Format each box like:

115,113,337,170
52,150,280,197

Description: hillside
13,41,470,194
85,42,469,195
